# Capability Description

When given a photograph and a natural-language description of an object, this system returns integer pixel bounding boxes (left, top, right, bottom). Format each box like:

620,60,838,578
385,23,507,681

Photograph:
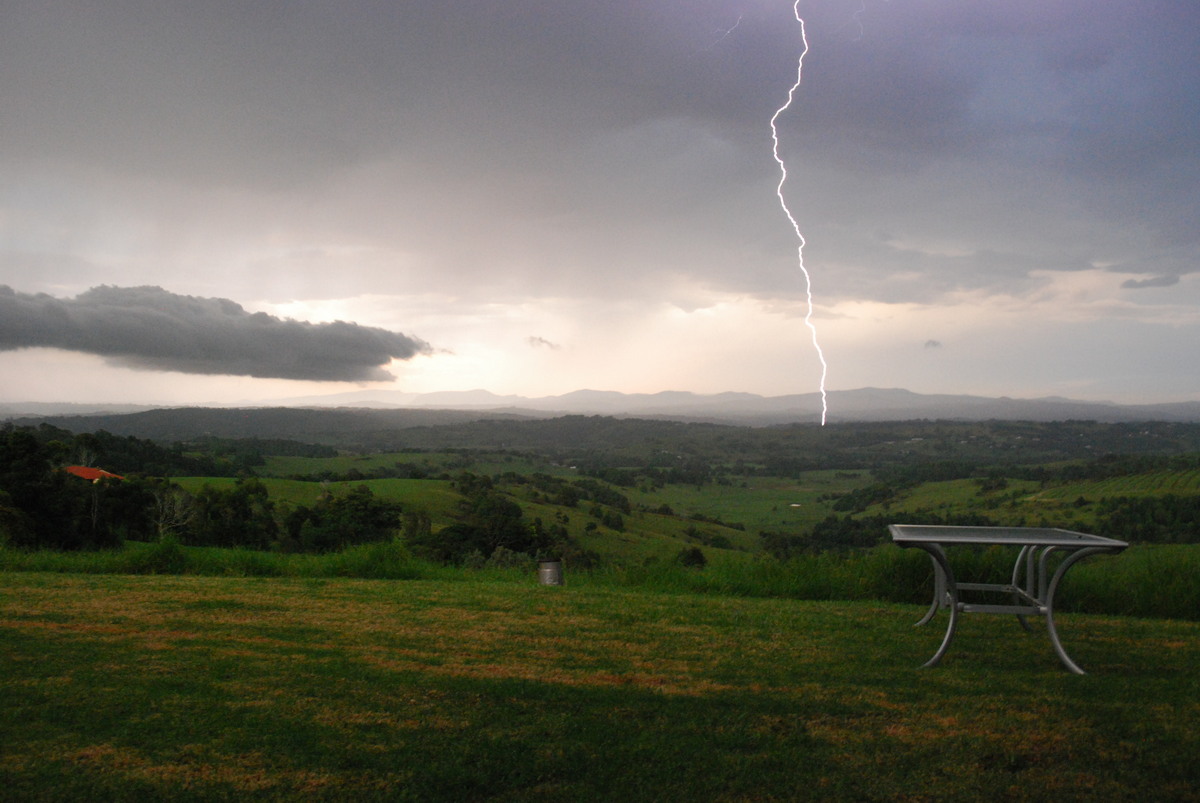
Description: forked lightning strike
770,2,829,425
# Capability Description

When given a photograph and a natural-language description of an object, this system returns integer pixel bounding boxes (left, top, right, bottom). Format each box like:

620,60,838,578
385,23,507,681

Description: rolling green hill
167,448,1200,566
6,416,1200,566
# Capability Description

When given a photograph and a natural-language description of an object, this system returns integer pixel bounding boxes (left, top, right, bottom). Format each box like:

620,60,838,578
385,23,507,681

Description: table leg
1038,546,1058,602
1044,546,1110,675
915,550,946,627
1011,546,1033,632
915,544,959,668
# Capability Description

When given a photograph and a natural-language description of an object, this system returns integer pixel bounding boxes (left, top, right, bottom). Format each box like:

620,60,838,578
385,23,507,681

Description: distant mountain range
6,387,1200,425
257,386,1200,424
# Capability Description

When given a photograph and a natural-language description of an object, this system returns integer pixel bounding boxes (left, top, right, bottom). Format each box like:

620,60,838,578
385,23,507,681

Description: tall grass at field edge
2,541,1198,620
0,539,445,582
542,544,1200,621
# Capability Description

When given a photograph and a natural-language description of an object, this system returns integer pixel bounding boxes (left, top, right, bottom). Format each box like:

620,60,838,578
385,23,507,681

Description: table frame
889,525,1128,674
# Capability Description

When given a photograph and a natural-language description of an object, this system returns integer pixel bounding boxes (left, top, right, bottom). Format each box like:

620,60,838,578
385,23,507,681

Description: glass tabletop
888,524,1128,549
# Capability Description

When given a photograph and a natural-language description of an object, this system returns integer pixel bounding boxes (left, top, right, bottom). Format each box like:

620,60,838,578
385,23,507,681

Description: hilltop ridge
4,387,1200,425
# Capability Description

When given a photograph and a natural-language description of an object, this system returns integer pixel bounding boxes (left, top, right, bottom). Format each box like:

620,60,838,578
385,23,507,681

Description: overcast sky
2,0,1198,406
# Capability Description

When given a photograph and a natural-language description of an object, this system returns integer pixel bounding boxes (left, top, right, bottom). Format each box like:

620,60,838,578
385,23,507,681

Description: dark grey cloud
1122,275,1180,290
4,0,1194,189
527,336,560,350
6,0,1197,305
0,285,430,381
0,1,784,190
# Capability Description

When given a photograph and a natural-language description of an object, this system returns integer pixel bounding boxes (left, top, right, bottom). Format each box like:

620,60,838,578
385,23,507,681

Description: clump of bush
676,546,707,569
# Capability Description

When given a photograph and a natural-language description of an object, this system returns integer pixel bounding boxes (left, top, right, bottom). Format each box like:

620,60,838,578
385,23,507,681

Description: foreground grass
3,572,1199,801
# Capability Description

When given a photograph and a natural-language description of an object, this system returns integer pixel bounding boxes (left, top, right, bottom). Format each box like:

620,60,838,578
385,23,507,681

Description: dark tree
187,478,278,549
0,427,95,548
287,485,403,553
409,480,554,564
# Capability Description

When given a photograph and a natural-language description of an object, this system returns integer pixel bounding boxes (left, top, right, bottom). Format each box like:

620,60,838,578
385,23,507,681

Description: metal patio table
889,524,1128,674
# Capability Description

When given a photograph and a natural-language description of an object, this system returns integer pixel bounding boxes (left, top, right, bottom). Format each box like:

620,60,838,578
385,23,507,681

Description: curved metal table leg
1038,546,1059,602
1043,546,1109,675
1012,546,1033,632
915,544,959,668
915,549,945,627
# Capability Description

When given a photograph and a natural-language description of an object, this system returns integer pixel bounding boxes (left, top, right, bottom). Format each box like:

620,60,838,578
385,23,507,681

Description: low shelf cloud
0,285,430,381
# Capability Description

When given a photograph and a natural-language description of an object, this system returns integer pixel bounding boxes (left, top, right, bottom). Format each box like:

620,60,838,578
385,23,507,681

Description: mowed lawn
3,572,1199,801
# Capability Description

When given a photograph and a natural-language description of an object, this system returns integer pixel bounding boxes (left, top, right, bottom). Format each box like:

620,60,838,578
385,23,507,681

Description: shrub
125,536,189,575
326,540,425,580
676,546,708,569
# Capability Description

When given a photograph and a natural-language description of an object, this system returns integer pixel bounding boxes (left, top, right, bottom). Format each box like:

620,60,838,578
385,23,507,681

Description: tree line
0,426,575,563
0,425,402,553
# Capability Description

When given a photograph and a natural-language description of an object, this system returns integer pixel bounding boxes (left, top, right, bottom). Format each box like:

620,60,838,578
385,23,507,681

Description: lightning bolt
770,1,829,426
848,0,868,41
712,14,745,47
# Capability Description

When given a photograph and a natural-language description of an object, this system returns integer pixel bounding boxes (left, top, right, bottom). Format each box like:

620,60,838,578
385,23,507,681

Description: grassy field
3,571,1199,801
172,457,1200,567
260,452,572,480
627,472,860,534
172,477,464,521
1034,469,1200,501
172,465,876,565
866,469,1200,531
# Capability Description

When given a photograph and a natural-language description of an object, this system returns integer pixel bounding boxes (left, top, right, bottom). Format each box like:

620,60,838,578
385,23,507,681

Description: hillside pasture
629,471,869,534
168,476,751,562
261,451,573,480
262,451,448,477
864,468,1200,532
1033,469,1200,502
172,477,462,523
169,459,1200,566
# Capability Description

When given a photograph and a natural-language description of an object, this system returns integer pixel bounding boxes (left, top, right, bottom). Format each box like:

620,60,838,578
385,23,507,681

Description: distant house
64,466,125,483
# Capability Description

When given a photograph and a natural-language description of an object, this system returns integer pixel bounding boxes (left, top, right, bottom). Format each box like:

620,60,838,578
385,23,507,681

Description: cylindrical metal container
538,560,564,586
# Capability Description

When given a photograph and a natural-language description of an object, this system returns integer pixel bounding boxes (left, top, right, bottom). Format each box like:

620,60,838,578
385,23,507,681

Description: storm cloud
0,286,430,381
1,1,1198,405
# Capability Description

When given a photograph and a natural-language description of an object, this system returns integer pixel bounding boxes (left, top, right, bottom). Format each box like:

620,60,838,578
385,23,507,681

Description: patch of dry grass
3,572,1199,800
